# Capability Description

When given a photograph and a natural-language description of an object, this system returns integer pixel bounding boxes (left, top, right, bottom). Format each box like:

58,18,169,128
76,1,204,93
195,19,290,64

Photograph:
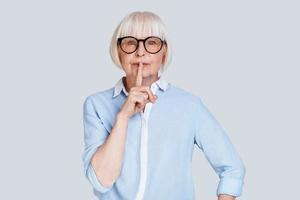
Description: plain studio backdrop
0,0,299,200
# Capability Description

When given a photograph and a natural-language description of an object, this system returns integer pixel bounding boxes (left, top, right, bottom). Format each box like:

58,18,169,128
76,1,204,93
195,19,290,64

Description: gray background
0,0,299,199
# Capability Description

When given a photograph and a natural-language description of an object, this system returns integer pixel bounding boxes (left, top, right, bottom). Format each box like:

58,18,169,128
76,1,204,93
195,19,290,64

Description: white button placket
135,83,158,200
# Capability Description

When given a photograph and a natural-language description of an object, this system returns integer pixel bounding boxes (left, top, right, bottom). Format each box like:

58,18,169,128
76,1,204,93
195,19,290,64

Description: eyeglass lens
120,37,163,54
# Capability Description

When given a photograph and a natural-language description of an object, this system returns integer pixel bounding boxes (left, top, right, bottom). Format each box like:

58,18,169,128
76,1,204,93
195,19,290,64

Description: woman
82,11,246,200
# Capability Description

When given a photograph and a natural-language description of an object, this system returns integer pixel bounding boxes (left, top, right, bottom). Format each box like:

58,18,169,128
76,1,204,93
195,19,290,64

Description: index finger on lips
135,62,143,87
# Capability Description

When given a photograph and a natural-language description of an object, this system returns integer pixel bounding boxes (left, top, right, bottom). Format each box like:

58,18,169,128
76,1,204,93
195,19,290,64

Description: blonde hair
109,11,173,73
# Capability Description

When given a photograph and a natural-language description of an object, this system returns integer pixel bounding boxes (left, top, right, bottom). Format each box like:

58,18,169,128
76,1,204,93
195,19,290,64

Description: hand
118,62,158,119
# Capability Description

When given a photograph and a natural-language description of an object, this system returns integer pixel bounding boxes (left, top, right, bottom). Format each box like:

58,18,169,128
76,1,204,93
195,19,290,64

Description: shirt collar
112,76,169,98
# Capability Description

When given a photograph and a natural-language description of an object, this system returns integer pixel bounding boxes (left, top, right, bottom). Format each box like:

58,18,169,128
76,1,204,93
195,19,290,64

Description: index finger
135,62,143,86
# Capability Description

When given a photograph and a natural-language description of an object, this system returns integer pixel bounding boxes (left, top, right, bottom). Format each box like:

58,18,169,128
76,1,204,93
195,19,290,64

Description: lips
132,62,150,65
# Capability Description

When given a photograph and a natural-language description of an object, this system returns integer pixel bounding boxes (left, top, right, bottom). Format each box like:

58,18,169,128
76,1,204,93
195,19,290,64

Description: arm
82,78,156,194
82,96,129,194
194,97,246,198
90,113,129,187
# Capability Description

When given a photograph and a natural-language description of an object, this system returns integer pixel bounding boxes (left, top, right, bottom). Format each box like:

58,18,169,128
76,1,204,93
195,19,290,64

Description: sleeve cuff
216,178,244,197
87,164,114,194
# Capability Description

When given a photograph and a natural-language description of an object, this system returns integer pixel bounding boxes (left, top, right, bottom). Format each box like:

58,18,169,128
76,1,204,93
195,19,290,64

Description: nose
136,41,145,57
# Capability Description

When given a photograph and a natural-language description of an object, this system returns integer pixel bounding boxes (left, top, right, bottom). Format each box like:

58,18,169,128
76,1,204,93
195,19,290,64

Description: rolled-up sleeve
82,96,114,194
194,97,246,197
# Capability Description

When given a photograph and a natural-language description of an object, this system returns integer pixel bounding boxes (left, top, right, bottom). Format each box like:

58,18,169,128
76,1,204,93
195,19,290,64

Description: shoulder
161,84,207,114
167,84,203,104
166,84,214,123
83,87,115,111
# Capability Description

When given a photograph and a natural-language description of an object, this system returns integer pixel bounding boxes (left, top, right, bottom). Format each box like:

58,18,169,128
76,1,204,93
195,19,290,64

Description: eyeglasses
117,36,166,54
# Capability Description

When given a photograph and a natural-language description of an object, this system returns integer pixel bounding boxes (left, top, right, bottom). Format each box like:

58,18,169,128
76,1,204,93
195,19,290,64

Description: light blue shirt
82,76,246,200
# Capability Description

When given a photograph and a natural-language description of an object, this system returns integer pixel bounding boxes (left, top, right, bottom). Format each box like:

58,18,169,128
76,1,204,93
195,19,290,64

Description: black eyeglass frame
117,36,167,54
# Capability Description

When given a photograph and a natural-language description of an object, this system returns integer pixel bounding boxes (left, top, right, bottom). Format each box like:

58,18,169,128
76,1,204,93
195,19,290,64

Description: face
118,33,167,79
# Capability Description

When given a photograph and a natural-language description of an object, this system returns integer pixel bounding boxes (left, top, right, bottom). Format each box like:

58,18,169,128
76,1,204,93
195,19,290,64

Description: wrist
117,112,130,121
218,194,236,200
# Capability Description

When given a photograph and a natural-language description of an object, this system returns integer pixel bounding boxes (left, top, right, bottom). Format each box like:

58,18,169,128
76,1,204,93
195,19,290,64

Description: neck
123,74,160,92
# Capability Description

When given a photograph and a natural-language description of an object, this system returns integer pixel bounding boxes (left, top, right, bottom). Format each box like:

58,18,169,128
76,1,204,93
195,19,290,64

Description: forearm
218,194,236,200
91,112,129,187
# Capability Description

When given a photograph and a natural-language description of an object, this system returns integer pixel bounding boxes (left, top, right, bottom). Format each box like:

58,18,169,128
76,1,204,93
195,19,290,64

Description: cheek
151,54,164,66
119,48,131,63
119,53,132,65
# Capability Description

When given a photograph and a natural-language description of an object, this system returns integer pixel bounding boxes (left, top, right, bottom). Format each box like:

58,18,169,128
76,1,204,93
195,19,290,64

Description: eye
148,41,157,45
146,37,161,46
127,40,136,45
